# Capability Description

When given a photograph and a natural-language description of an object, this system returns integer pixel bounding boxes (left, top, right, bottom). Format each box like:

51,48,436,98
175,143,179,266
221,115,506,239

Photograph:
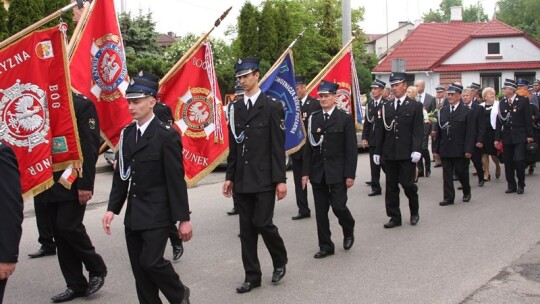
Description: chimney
450,6,462,21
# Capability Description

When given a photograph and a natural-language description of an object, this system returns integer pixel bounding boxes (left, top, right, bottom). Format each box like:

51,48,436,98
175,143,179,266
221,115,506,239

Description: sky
114,0,499,39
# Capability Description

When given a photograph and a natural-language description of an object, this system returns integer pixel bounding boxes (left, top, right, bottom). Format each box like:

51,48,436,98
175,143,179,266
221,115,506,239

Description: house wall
373,24,414,58
443,37,540,64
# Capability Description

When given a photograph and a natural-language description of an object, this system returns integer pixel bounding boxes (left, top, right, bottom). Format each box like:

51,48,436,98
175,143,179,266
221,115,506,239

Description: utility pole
342,0,351,46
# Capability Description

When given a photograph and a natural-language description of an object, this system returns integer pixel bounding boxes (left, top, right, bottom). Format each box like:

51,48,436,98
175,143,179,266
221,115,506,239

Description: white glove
411,152,421,163
373,154,380,165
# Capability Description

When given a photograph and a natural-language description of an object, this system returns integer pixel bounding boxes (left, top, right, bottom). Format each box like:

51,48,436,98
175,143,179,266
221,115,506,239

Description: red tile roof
373,19,539,73
434,61,540,72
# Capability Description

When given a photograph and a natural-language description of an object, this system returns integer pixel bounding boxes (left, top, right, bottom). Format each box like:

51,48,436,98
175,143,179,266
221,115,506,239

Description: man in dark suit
432,85,448,168
433,84,475,206
223,57,288,294
103,71,191,304
362,79,386,196
32,93,108,303
0,143,23,303
374,72,423,228
518,79,539,108
462,87,486,187
152,101,184,261
414,79,436,177
302,81,357,259
469,82,481,104
494,79,534,194
290,75,320,220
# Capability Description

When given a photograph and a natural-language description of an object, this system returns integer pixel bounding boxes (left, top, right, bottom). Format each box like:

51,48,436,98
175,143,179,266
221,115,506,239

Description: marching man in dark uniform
494,79,534,194
302,80,357,259
102,71,192,304
433,84,475,206
223,58,288,293
462,87,486,187
374,72,423,228
0,143,23,303
362,79,386,197
152,100,184,261
291,75,321,220
33,93,108,303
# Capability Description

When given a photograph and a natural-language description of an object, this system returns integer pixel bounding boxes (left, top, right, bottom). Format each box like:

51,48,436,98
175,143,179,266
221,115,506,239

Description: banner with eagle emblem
68,0,132,147
159,41,229,187
0,25,81,196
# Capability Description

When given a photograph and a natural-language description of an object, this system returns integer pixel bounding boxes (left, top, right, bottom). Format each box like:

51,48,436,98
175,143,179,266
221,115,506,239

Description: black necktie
324,113,330,122
450,105,455,113
396,99,401,111
247,99,253,113
136,129,141,143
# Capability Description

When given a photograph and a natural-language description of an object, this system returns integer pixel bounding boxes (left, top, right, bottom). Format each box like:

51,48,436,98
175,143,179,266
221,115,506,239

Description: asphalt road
5,152,540,304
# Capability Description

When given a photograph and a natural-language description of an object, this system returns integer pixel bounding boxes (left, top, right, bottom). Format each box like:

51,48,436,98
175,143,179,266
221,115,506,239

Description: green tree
463,4,488,22
497,0,540,41
237,3,260,57
318,0,341,55
258,2,279,61
422,0,488,23
423,8,444,23
7,0,45,35
43,0,73,36
0,4,8,41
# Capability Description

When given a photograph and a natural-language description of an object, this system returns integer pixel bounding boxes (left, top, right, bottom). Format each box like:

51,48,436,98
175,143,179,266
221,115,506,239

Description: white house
365,21,415,59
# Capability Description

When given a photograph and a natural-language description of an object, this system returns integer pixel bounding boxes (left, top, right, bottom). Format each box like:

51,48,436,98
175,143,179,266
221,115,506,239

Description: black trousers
168,223,182,247
34,200,56,251
503,142,526,190
417,148,432,174
0,279,6,304
368,146,382,192
237,191,287,283
292,157,310,215
442,157,470,202
125,227,186,304
311,180,355,251
384,160,419,223
470,146,484,183
47,200,107,293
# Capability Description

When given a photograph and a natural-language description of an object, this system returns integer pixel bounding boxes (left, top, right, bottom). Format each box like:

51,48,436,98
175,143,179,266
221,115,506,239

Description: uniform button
132,159,135,161
133,194,137,198
245,161,248,164
247,124,250,127
132,171,135,175
132,183,136,186
245,136,249,139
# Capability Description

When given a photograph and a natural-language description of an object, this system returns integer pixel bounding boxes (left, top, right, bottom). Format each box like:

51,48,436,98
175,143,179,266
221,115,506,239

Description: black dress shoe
478,180,485,187
453,175,459,181
505,189,516,194
457,185,463,190
291,213,310,220
463,194,471,202
28,248,56,258
314,250,335,259
236,281,261,293
227,208,239,215
517,187,524,194
425,171,431,177
383,221,402,229
529,167,534,175
271,265,286,283
365,181,372,186
343,235,354,250
439,200,454,206
418,172,424,177
172,243,184,261
434,164,442,168
51,288,86,303
367,190,381,197
410,215,419,226
181,286,190,304
86,271,107,296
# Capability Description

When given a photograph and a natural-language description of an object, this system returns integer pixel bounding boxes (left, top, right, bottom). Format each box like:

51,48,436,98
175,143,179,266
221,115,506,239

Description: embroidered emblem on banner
52,136,68,154
336,82,352,114
0,80,49,152
175,87,215,139
35,40,54,59
90,34,128,102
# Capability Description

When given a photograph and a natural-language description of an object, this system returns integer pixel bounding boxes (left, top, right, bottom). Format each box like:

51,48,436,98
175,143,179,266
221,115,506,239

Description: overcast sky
114,0,498,38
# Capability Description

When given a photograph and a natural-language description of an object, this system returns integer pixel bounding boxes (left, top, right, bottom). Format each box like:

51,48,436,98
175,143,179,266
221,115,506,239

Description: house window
487,43,500,55
514,72,535,86
480,73,501,95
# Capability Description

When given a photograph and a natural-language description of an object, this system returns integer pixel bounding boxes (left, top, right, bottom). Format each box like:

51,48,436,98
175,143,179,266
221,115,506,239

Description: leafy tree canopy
422,0,487,23
497,0,540,41
7,0,45,35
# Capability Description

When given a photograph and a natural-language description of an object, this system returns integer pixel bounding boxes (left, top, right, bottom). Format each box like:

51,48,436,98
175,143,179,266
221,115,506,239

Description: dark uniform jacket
0,143,23,264
469,102,486,144
303,108,358,184
362,98,386,147
375,97,424,161
108,118,190,230
495,95,534,144
292,96,321,160
35,94,100,203
226,93,286,193
433,104,475,157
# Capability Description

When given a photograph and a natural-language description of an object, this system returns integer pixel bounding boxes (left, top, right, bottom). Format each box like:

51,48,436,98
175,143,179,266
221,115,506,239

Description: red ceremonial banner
69,0,132,147
309,49,354,114
159,42,229,187
0,26,81,196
